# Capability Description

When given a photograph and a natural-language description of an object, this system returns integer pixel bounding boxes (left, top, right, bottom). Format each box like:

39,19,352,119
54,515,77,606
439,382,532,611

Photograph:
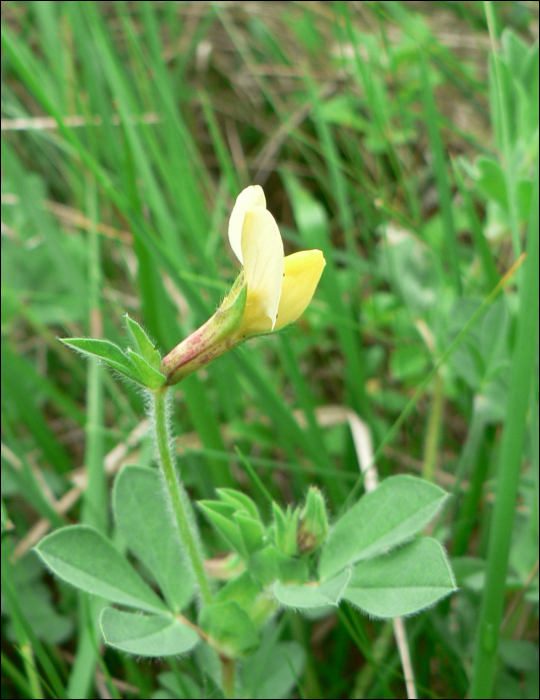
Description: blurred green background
1,2,538,698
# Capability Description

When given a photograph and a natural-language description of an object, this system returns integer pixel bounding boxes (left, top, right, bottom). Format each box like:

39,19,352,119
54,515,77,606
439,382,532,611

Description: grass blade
469,159,538,697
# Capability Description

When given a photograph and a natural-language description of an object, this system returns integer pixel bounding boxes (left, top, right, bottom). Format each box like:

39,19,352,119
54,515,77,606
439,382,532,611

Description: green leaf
319,94,370,131
234,513,265,555
198,501,247,558
319,475,447,579
34,525,168,615
125,314,162,370
100,608,199,657
342,538,456,618
241,622,306,699
199,601,259,656
113,465,195,613
126,348,166,389
382,234,442,317
498,639,539,671
476,157,508,210
216,488,260,520
249,546,308,586
277,556,309,585
451,556,486,592
447,298,484,390
215,571,262,609
390,344,429,381
6,560,73,645
157,670,202,699
213,571,277,626
60,338,143,384
249,546,285,587
273,568,351,609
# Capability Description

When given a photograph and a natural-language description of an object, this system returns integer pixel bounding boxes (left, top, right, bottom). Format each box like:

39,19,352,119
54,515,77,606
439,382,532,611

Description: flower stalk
152,385,213,605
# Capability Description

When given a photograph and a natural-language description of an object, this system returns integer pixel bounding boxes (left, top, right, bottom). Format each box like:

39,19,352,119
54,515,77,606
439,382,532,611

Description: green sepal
273,503,299,557
61,338,143,384
198,501,247,558
162,282,247,386
234,513,265,555
199,601,259,657
297,487,329,554
216,488,261,521
124,315,162,370
126,348,166,389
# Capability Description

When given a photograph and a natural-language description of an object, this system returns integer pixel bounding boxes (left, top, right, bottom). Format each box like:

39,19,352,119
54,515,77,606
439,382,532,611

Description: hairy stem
152,386,213,605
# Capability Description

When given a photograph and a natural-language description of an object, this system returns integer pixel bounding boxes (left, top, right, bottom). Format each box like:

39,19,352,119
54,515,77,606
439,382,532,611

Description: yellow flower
162,186,325,384
228,185,325,338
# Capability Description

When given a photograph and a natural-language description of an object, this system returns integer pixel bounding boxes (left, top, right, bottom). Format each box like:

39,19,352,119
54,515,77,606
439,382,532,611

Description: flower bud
273,503,299,557
161,277,246,385
296,487,329,554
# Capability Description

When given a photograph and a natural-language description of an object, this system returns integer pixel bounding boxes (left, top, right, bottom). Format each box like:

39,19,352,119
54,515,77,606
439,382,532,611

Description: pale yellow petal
228,185,266,264
240,206,284,333
274,250,325,330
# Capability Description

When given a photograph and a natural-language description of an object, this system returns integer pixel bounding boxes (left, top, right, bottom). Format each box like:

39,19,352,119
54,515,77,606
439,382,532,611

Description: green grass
1,2,538,698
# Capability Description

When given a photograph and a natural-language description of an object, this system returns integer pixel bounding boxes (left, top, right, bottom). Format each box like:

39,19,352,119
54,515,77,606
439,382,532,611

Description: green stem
452,420,493,557
422,372,444,481
152,386,213,605
220,657,236,699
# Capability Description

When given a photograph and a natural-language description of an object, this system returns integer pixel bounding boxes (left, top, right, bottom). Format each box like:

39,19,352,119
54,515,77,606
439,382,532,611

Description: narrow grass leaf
469,156,539,698
420,53,462,295
2,343,73,474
